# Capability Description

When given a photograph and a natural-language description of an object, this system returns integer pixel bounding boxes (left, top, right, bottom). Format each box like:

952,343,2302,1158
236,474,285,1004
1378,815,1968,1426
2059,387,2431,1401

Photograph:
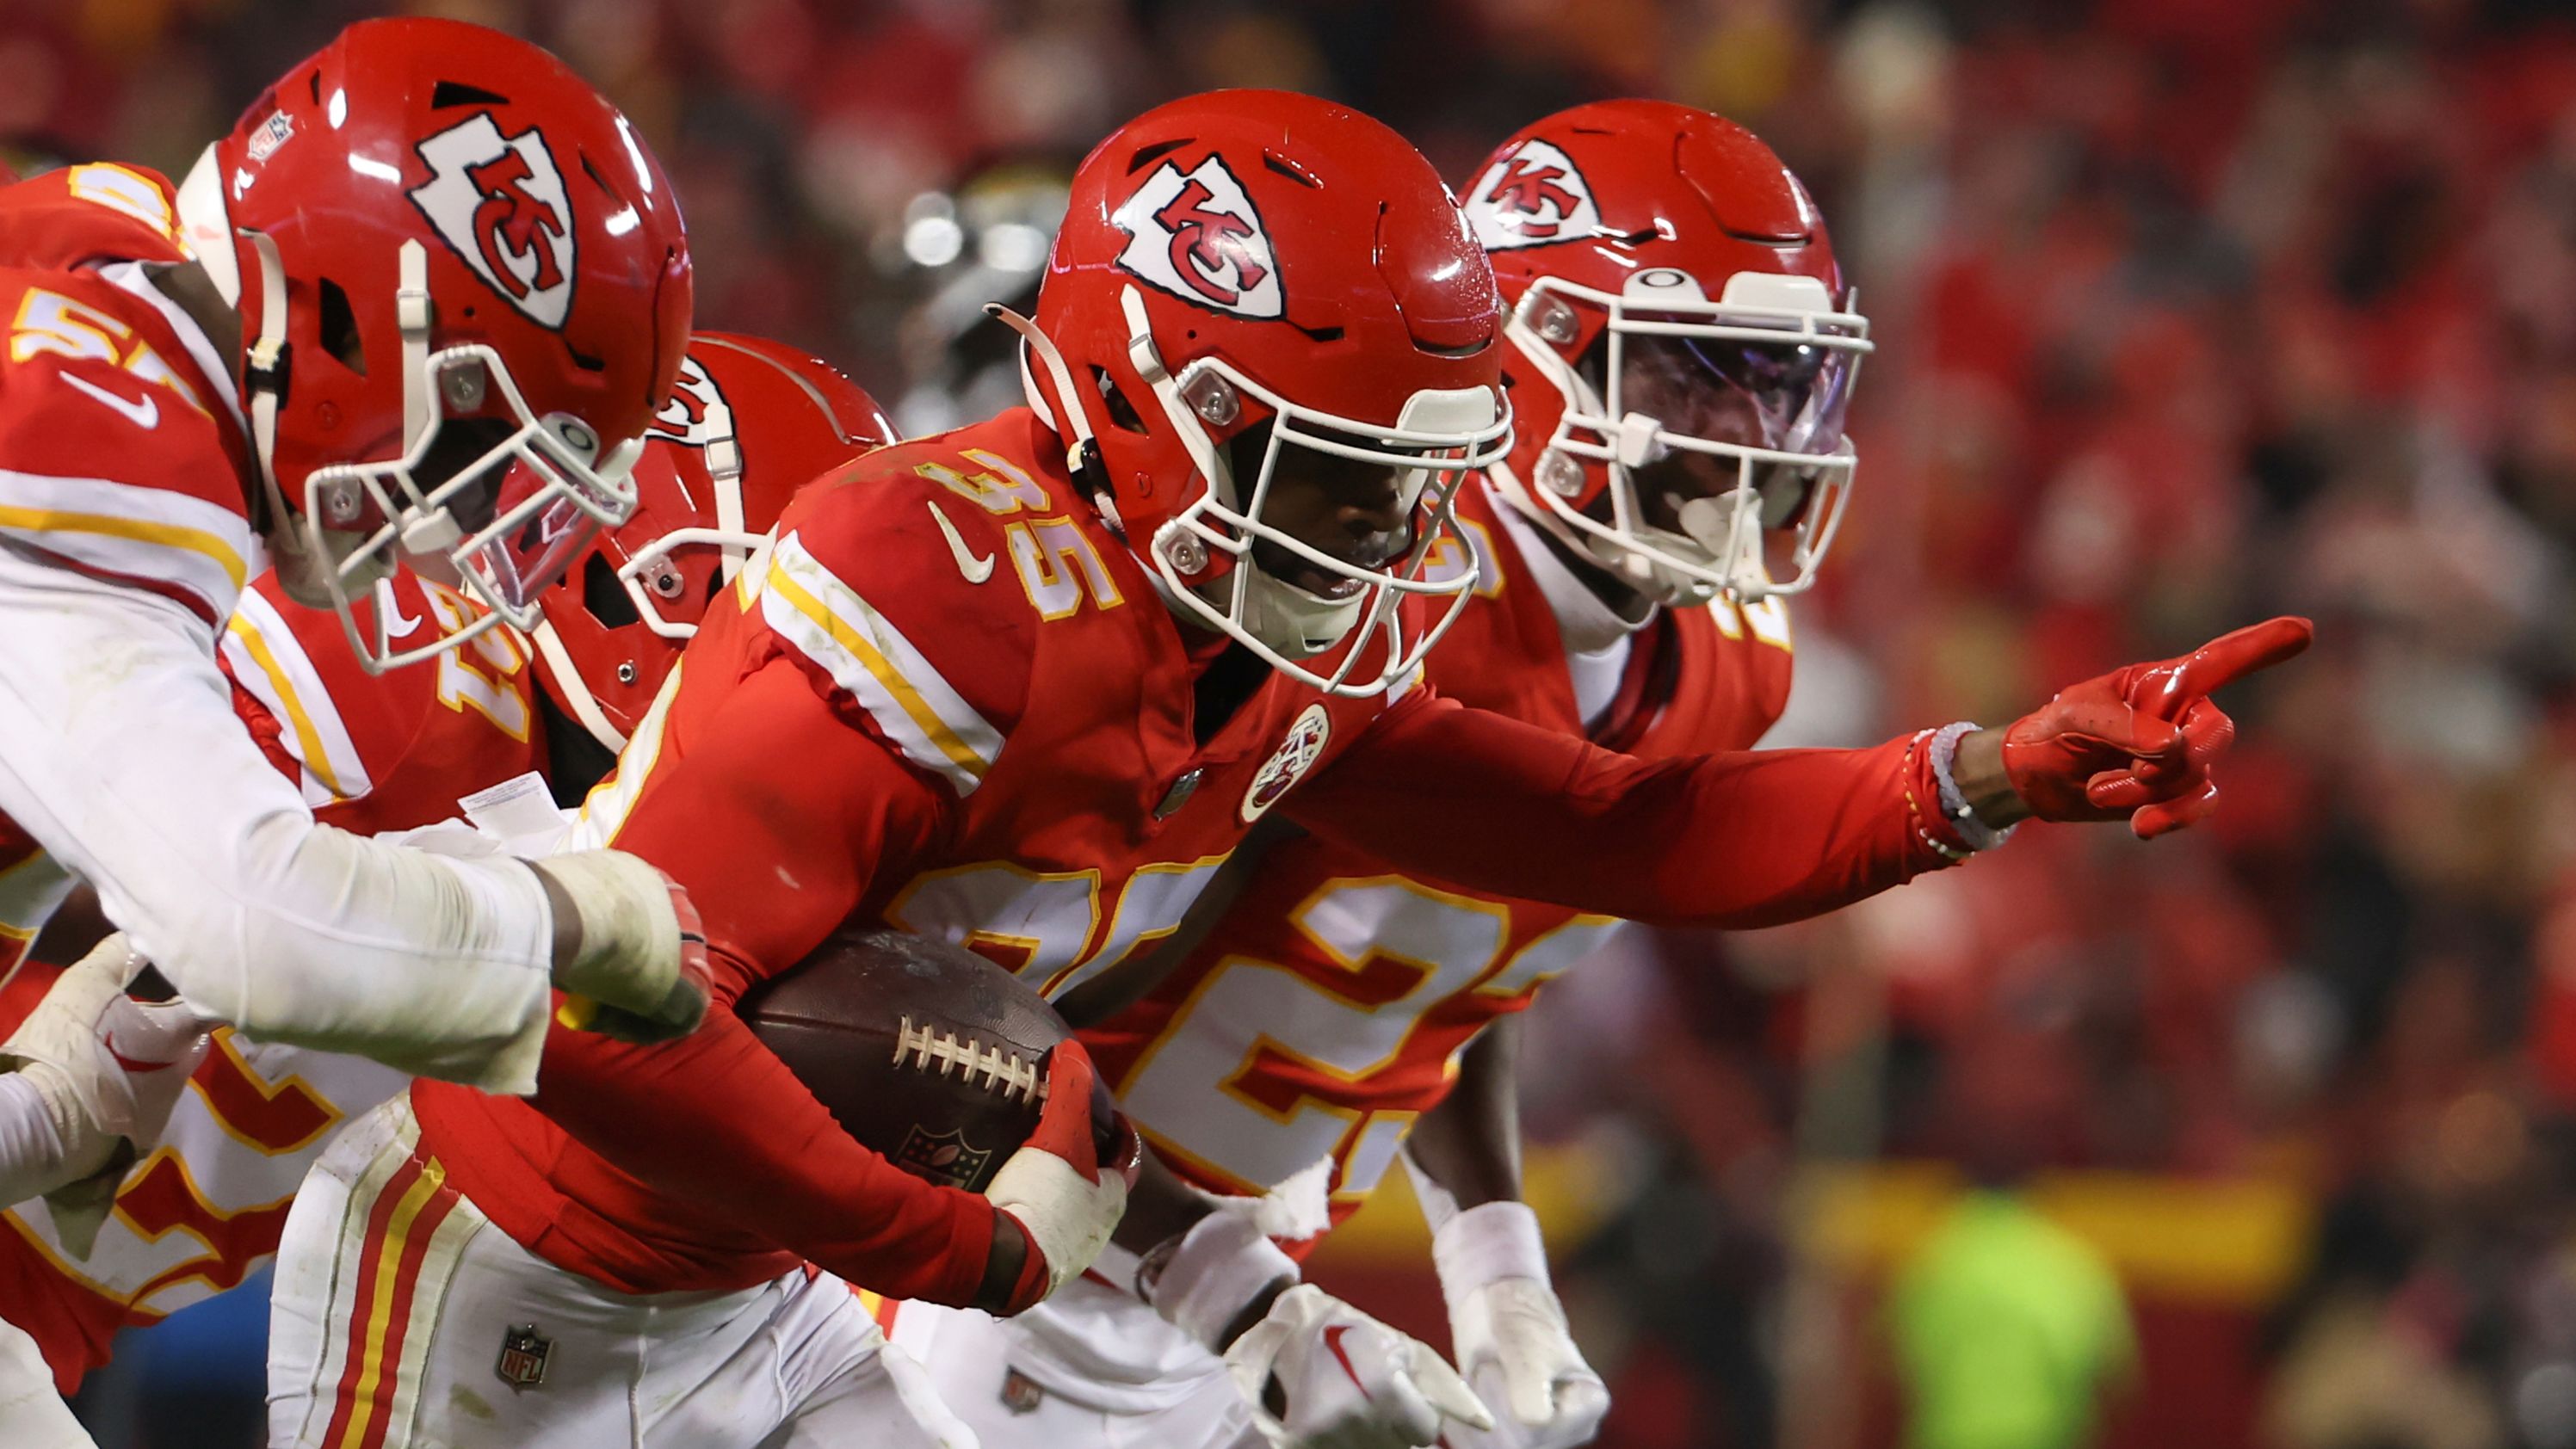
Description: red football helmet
528,333,894,749
1017,89,1510,696
1463,100,1870,603
174,17,692,672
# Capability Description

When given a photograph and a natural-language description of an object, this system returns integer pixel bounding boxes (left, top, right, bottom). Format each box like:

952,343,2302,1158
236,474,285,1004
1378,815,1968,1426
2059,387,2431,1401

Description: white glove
0,934,211,1255
1401,1147,1609,1449
983,1040,1140,1310
1225,1284,1495,1449
1436,1206,1608,1449
1140,1212,1494,1449
533,849,711,1044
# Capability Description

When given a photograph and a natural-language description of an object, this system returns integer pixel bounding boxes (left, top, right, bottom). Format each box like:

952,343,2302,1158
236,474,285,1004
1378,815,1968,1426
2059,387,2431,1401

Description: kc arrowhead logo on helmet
1112,156,1283,319
1462,139,1598,250
646,355,732,447
409,112,578,330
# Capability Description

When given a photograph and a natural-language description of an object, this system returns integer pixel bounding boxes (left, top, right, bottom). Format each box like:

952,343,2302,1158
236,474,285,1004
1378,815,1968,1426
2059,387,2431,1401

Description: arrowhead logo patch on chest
1242,703,1331,823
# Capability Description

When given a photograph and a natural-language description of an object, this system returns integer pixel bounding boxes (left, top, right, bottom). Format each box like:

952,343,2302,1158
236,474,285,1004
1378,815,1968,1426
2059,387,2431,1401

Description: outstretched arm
1293,699,1964,928
1295,618,2315,928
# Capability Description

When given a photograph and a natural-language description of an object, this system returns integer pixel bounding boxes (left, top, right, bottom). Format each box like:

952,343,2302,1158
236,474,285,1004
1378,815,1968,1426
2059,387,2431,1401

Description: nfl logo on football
894,1124,993,1189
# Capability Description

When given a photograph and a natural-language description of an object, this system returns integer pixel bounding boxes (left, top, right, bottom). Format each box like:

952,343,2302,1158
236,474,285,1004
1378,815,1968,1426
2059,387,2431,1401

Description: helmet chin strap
1232,565,1368,660
703,395,746,587
234,227,327,601
992,304,1096,461
394,239,432,455
528,619,630,754
1658,494,1751,598
992,301,1126,539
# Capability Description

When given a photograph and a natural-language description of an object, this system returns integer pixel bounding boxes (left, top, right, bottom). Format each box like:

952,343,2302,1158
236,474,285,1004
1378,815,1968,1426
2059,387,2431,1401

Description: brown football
740,927,1103,1193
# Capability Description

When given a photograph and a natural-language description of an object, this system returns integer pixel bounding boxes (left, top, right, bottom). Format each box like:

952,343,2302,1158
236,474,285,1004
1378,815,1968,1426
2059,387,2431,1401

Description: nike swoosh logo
1320,1324,1374,1398
61,373,158,429
374,578,423,639
927,501,995,583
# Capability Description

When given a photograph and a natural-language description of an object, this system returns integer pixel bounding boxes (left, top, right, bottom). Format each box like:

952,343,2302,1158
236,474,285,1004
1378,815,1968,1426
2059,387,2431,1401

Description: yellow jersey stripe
764,559,985,777
226,609,355,801
751,531,1004,796
0,503,246,593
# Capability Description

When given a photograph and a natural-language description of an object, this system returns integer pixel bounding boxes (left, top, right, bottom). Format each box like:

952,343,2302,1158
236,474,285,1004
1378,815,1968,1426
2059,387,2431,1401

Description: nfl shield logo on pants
495,1323,552,1390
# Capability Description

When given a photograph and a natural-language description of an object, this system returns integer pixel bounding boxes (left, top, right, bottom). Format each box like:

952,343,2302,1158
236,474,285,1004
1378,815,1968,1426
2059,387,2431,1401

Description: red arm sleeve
599,657,948,1004
527,657,1007,1306
528,1013,1001,1305
1288,694,1963,930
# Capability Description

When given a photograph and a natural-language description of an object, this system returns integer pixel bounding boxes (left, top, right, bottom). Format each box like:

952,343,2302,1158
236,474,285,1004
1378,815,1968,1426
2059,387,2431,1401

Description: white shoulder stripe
760,532,1004,796
0,466,250,623
570,656,683,852
220,588,373,806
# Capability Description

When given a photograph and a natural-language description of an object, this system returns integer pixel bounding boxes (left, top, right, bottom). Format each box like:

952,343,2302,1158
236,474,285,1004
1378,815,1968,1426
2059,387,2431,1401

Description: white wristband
1399,1142,1463,1236
1145,1211,1300,1352
1431,1200,1552,1298
1928,720,2017,852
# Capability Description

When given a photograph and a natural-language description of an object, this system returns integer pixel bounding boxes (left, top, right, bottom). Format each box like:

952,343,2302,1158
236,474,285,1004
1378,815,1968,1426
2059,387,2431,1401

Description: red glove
985,1039,1144,1312
2000,616,2313,840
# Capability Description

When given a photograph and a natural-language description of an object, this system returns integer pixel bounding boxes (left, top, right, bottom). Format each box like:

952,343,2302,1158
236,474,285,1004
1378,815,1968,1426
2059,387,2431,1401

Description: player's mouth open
1255,539,1397,601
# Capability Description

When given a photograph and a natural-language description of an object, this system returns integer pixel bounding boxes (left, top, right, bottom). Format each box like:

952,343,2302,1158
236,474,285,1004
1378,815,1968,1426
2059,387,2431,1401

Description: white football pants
887,1279,1252,1449
0,1315,92,1449
266,1099,973,1449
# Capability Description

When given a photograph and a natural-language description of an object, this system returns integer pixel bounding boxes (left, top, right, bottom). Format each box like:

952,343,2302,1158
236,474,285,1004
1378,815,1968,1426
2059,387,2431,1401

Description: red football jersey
0,572,545,1392
0,163,254,989
407,409,1966,1309
0,164,191,274
222,571,549,826
1085,481,1795,1232
411,408,1406,1304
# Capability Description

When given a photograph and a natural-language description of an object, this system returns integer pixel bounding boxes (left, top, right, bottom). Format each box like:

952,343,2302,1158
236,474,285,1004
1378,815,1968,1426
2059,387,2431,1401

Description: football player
0,334,889,1449
279,89,2304,1449
880,97,1869,1449
0,16,713,1238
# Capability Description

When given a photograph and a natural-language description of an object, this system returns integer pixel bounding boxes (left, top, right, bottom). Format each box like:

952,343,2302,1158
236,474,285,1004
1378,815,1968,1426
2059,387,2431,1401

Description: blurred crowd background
15,0,2576,1446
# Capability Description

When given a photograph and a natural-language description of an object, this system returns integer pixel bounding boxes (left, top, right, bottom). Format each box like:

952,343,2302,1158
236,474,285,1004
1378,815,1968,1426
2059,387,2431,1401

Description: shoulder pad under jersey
219,570,531,810
746,419,1109,796
0,164,190,272
1648,593,1795,755
0,267,250,625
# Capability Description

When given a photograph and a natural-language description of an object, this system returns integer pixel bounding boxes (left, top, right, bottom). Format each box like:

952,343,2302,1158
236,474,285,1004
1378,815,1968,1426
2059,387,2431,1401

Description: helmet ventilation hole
1092,367,1149,435
318,279,366,374
1127,139,1189,174
582,553,641,628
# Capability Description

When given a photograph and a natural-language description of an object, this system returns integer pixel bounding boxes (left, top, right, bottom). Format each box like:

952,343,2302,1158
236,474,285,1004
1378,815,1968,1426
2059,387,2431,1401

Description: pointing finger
2130,616,2314,720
